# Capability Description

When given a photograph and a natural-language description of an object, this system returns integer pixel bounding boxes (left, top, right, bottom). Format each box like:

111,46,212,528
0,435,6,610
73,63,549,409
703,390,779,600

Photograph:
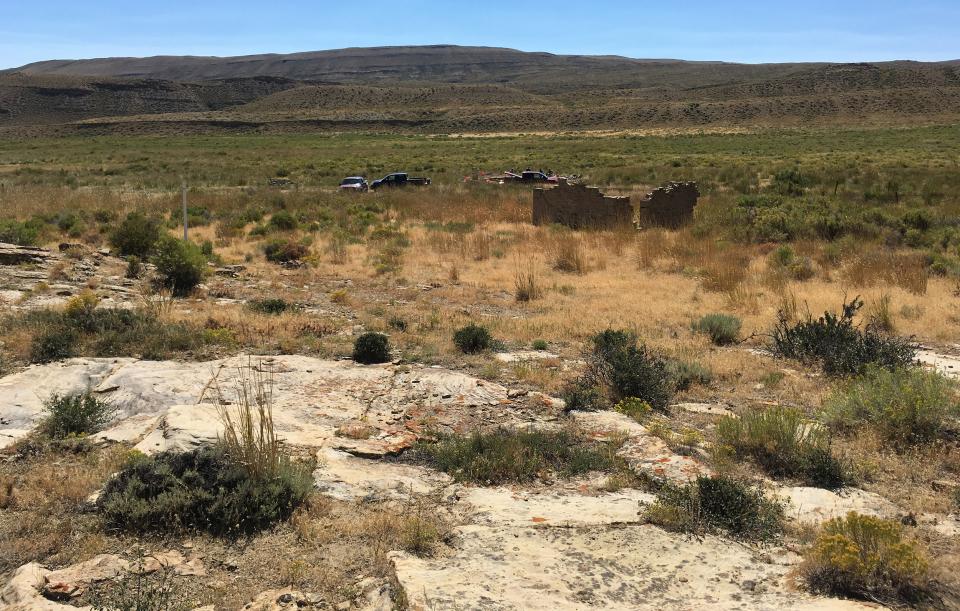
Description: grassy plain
2,123,960,606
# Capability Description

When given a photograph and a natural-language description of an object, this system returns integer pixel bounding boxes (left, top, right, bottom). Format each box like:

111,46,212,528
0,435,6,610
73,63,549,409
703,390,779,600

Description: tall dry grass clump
842,248,928,295
636,228,670,269
551,234,587,274
214,361,282,480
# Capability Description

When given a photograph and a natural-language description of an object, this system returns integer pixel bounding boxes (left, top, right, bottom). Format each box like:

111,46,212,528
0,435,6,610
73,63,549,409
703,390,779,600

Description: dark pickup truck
370,172,431,190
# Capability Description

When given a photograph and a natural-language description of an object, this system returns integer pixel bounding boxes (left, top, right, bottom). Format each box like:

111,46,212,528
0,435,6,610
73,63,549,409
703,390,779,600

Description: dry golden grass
0,441,128,575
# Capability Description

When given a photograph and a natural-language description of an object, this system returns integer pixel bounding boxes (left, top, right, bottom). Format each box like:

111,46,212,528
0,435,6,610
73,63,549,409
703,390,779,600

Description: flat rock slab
390,524,877,610
674,402,735,418
1,356,549,454
569,409,647,438
776,486,900,525
569,410,711,484
493,351,559,363
916,348,960,379
460,487,654,526
313,448,452,501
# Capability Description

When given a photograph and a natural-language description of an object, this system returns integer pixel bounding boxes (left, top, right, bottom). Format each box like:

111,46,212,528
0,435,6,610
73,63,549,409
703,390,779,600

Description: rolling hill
2,45,959,135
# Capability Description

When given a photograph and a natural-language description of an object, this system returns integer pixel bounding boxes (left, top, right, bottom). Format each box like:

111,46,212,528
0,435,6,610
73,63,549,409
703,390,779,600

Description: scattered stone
42,554,129,599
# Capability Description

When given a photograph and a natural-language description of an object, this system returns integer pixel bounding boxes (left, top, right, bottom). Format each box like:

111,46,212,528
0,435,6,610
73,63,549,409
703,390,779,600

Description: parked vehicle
484,169,562,185
370,172,431,190
338,176,369,192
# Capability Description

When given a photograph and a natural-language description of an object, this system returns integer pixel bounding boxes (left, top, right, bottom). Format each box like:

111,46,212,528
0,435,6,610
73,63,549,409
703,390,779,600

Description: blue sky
2,0,958,69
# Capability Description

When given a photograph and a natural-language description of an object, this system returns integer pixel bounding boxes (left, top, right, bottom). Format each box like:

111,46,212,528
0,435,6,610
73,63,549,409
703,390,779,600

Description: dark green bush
30,324,80,363
267,210,298,231
716,408,847,489
531,339,549,351
247,298,294,315
110,212,161,258
42,392,116,438
771,297,915,376
152,237,207,297
453,323,493,353
98,446,312,535
263,238,308,263
353,332,391,364
692,313,741,345
409,428,617,485
645,475,784,541
563,329,674,412
125,255,142,279
0,217,44,246
16,306,208,363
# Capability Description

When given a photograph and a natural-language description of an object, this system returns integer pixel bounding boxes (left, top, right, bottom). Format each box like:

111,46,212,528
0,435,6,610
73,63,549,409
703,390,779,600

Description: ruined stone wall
532,183,633,229
635,181,699,228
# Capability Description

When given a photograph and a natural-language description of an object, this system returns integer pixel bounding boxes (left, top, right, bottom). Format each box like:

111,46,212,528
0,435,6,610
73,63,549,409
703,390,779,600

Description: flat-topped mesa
531,181,698,229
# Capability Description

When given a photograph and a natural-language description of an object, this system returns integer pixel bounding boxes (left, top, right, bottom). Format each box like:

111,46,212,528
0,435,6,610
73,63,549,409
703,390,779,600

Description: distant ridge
2,45,959,134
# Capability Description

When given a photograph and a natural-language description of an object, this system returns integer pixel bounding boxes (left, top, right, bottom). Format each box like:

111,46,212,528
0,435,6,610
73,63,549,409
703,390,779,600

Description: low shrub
247,298,295,315
563,329,674,412
110,212,161,258
353,332,391,364
822,366,959,446
263,238,308,264
267,210,299,231
692,313,741,345
801,512,934,605
453,323,493,354
409,428,617,485
716,408,846,489
768,245,816,281
771,297,915,376
30,323,80,363
531,339,548,351
645,475,784,541
667,358,713,391
614,397,652,422
0,217,44,246
152,237,207,297
125,255,143,279
16,305,209,363
98,446,312,535
42,392,116,438
388,316,408,332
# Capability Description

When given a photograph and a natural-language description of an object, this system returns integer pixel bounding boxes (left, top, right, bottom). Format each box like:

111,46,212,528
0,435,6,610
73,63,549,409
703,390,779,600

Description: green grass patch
408,428,619,485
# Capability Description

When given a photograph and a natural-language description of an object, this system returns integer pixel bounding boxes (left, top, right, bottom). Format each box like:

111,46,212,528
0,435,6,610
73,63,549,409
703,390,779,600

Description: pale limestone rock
2,356,530,455
674,402,735,417
0,563,82,611
569,409,647,437
493,350,559,363
90,413,161,444
390,524,878,610
776,486,900,525
460,486,654,526
43,554,129,599
313,448,451,501
916,348,960,379
617,434,712,485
